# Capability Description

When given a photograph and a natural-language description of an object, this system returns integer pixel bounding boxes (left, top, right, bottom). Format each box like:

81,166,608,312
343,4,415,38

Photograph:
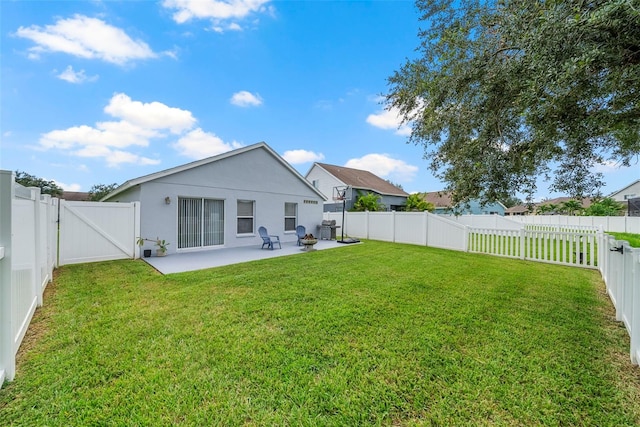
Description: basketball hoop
332,186,359,244
332,185,350,202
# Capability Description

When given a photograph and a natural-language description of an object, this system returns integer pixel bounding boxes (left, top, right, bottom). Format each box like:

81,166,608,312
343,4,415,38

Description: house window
237,200,255,234
178,198,224,249
284,202,297,232
312,179,319,188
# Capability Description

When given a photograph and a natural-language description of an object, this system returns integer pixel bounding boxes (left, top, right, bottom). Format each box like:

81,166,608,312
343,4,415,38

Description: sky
1,0,638,201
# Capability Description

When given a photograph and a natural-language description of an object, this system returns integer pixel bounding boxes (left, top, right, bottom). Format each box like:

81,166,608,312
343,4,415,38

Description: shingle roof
62,191,91,201
420,191,454,208
538,197,592,208
505,204,530,214
315,163,408,197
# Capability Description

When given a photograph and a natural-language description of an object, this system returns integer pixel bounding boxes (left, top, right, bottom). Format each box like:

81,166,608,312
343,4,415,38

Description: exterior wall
433,200,505,215
120,147,324,253
306,165,344,203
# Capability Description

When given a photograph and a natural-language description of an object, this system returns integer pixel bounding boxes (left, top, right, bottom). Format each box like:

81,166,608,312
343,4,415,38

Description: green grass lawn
607,232,640,248
1,241,639,426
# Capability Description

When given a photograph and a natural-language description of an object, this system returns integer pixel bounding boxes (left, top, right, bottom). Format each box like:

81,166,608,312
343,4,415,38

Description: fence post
392,211,396,243
463,225,469,252
31,187,44,307
631,249,640,364
0,170,15,383
423,211,428,247
365,211,370,240
520,228,526,260
133,201,141,259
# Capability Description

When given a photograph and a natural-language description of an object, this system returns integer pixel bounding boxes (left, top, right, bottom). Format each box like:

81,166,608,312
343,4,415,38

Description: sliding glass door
178,197,224,249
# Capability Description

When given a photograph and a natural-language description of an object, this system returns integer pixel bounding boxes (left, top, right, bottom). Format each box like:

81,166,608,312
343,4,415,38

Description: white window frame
237,200,255,235
284,202,297,232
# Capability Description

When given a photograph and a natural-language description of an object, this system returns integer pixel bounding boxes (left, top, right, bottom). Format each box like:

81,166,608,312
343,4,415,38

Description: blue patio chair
296,225,306,246
258,226,281,250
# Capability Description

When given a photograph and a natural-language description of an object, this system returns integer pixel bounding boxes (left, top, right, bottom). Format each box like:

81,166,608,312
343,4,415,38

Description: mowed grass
608,232,640,248
1,241,639,426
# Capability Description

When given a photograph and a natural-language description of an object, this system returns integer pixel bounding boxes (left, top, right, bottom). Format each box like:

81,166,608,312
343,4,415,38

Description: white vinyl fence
326,210,640,364
1,171,58,384
598,235,640,364
1,170,141,387
59,200,140,265
510,214,640,234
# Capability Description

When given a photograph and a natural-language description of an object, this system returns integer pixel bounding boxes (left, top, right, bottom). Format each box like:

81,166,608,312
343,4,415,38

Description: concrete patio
142,239,359,274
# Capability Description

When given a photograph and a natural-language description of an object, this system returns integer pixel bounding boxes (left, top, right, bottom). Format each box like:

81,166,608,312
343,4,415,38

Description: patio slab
142,239,359,274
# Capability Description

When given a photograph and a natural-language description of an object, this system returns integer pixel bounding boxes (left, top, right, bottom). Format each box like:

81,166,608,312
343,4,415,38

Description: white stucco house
103,142,326,255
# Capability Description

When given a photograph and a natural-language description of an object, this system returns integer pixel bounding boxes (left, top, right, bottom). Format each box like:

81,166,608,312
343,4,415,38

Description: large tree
386,0,640,205
88,183,118,201
14,170,63,197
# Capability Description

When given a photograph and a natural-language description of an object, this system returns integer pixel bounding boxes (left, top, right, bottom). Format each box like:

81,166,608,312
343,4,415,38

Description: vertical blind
178,197,224,249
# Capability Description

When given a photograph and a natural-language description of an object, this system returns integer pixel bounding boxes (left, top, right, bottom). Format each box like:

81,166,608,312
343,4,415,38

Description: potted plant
155,239,169,257
137,237,170,257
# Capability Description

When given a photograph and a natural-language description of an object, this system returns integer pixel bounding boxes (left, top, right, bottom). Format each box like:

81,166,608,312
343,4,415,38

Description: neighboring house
305,162,409,212
420,191,507,215
62,191,91,201
504,204,532,216
506,196,592,215
608,179,640,202
103,142,326,255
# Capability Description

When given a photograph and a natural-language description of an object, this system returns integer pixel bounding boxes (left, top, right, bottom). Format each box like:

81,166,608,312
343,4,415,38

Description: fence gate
59,200,140,265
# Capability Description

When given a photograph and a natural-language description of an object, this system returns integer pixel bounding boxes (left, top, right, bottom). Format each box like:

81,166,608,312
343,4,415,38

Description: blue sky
1,0,637,200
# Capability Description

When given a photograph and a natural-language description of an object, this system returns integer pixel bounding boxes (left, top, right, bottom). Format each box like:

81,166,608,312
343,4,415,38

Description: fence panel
12,196,39,358
516,215,640,233
59,200,140,265
427,213,467,251
1,172,56,385
445,214,523,230
599,235,640,364
469,228,522,259
367,212,394,242
394,212,427,245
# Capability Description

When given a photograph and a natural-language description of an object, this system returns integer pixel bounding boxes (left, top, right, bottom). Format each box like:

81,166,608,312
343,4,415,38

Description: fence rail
510,214,640,234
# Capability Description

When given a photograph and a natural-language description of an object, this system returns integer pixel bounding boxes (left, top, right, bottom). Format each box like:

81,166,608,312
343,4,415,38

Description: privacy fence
0,171,57,385
508,213,640,234
325,211,640,364
1,184,638,385
0,171,140,386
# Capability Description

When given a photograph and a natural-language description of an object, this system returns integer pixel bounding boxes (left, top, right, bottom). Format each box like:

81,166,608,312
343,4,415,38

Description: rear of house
104,143,325,254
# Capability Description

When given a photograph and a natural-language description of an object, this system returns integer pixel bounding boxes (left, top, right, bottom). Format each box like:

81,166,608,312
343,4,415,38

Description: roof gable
312,163,408,197
607,179,640,198
103,142,326,201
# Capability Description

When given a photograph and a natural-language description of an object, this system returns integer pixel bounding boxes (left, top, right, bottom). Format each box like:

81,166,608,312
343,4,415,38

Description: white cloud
230,90,263,107
366,106,412,136
105,93,196,133
163,0,271,24
38,93,198,167
282,149,324,165
56,65,98,84
53,180,82,192
173,128,243,159
15,15,157,65
593,160,626,174
345,154,418,182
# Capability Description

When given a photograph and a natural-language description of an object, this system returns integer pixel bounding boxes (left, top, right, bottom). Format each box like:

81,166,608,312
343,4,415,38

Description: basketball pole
340,195,346,242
